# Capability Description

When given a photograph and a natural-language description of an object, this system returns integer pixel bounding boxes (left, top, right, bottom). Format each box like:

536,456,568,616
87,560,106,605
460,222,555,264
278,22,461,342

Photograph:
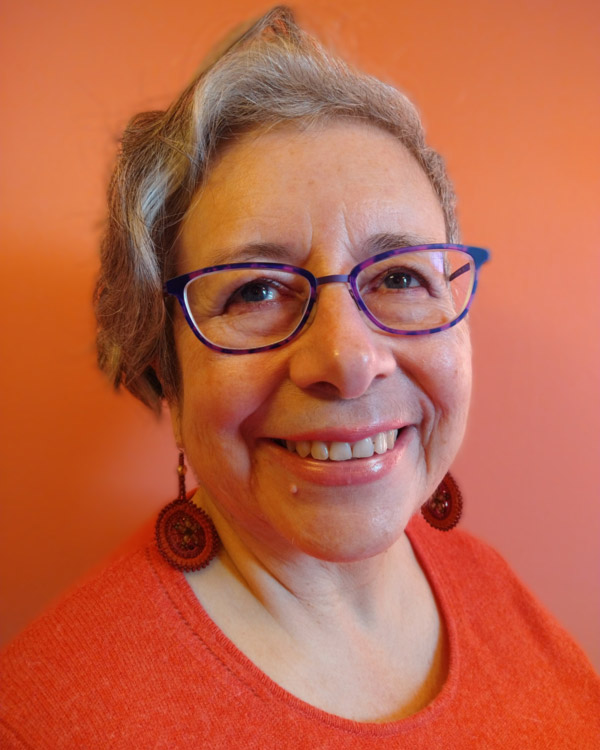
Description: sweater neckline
146,514,460,737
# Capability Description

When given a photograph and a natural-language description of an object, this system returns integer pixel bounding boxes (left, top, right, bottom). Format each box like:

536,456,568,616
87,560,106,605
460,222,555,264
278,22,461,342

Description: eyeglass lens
183,249,475,350
185,267,310,349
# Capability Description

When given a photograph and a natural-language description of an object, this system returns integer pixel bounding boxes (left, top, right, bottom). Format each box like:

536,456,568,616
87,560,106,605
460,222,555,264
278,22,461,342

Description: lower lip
262,427,415,487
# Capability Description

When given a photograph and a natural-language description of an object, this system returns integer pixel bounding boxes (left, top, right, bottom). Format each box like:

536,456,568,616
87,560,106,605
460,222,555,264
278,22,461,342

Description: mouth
273,428,400,462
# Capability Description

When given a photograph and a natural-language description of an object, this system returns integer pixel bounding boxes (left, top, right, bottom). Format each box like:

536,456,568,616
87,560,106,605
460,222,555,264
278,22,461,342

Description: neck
183,492,447,722
190,492,427,641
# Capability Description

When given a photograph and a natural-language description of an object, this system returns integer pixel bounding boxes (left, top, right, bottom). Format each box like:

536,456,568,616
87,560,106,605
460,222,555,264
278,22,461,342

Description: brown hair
94,6,458,413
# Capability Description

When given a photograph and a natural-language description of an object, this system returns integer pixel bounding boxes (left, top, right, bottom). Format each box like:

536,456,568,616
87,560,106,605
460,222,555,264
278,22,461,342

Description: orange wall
1,0,599,670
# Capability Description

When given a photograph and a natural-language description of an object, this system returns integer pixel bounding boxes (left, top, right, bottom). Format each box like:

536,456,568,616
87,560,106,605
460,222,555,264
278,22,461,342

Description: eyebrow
206,242,292,266
205,232,441,266
362,232,442,255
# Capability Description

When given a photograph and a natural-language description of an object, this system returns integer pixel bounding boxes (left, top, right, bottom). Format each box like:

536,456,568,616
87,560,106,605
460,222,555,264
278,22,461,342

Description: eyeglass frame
164,243,490,354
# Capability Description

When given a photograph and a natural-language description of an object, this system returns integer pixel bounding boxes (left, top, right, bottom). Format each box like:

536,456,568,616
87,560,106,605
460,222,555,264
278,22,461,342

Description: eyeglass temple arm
449,263,470,282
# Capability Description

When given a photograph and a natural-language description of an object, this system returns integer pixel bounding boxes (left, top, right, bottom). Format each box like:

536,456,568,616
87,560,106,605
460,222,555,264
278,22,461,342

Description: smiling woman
168,122,472,567
1,6,598,748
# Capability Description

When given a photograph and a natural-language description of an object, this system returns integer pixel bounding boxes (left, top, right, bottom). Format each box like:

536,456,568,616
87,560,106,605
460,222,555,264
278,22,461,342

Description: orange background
1,0,599,670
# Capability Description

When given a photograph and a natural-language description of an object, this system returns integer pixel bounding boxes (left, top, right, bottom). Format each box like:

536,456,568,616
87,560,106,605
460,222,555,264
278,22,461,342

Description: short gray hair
94,6,459,413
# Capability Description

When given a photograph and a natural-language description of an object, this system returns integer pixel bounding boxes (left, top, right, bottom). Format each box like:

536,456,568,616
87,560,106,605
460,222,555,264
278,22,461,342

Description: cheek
175,355,257,496
436,331,472,412
175,329,283,447
413,328,472,450
441,337,472,461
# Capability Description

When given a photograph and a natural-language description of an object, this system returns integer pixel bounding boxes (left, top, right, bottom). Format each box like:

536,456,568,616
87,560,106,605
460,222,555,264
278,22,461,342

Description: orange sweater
1,515,599,748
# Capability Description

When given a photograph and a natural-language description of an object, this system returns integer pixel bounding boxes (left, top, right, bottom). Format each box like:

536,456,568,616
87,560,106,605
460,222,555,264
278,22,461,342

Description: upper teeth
284,430,398,461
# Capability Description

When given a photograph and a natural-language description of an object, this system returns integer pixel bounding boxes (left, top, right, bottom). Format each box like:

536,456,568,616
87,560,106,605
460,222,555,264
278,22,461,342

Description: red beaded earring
155,451,220,571
421,473,463,531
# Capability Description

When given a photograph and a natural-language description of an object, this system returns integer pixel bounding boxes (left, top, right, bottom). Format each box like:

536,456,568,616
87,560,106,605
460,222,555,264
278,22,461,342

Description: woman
1,7,598,747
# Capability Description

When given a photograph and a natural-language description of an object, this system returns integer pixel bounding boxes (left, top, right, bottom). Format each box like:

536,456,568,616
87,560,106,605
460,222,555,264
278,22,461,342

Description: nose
288,283,396,399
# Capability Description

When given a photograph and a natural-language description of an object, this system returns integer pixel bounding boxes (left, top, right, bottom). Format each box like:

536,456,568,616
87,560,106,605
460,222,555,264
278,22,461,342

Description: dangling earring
155,451,220,571
421,472,463,531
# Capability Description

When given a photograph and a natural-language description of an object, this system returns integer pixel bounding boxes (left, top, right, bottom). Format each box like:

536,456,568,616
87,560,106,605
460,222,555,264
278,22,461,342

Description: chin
274,498,415,563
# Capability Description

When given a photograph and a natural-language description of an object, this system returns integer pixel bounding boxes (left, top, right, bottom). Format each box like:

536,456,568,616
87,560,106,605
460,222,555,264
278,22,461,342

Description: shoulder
408,514,551,628
0,527,164,740
0,518,235,745
408,515,600,686
1,538,151,668
408,516,600,742
407,513,520,590
408,513,537,597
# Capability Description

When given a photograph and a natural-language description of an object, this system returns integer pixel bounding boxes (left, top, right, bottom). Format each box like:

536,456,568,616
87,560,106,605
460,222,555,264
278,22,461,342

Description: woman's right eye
231,280,277,304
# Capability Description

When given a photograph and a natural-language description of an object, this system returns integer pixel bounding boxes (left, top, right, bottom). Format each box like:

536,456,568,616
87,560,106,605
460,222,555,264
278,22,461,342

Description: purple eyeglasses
164,244,490,354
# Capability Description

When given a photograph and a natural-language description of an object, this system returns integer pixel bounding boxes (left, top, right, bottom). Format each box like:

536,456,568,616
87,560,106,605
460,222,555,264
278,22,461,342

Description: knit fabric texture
1,514,599,748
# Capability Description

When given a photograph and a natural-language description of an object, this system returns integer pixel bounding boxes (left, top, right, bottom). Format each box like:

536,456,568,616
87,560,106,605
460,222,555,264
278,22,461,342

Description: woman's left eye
382,270,423,289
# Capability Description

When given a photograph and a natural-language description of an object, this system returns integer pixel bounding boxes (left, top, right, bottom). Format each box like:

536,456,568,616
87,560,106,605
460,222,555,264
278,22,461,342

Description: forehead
178,121,446,269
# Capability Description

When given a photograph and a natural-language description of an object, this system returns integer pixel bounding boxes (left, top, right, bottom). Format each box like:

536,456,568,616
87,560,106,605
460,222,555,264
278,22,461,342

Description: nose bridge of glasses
314,273,361,311
315,274,350,285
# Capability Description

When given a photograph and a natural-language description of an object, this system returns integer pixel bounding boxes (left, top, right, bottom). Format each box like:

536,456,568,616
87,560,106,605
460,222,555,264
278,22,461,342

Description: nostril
304,381,345,400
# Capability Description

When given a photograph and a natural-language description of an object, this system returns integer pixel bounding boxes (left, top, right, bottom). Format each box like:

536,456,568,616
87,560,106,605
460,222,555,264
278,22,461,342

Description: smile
276,429,399,462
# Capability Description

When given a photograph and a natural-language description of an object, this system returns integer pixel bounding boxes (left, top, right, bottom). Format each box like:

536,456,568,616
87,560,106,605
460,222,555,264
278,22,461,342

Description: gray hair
94,6,459,413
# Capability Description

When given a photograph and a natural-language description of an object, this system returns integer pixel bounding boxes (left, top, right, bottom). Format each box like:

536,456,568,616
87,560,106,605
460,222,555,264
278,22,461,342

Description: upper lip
268,423,410,443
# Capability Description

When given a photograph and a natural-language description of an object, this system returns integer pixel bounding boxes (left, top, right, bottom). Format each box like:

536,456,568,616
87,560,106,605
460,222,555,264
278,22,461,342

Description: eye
382,270,423,289
230,279,278,304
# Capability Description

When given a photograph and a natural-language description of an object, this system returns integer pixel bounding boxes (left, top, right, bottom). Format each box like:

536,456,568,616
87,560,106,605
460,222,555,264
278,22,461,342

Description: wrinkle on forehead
178,120,446,272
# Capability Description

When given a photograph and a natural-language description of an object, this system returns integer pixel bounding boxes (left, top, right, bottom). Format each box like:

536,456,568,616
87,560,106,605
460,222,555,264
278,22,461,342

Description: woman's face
171,121,472,562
